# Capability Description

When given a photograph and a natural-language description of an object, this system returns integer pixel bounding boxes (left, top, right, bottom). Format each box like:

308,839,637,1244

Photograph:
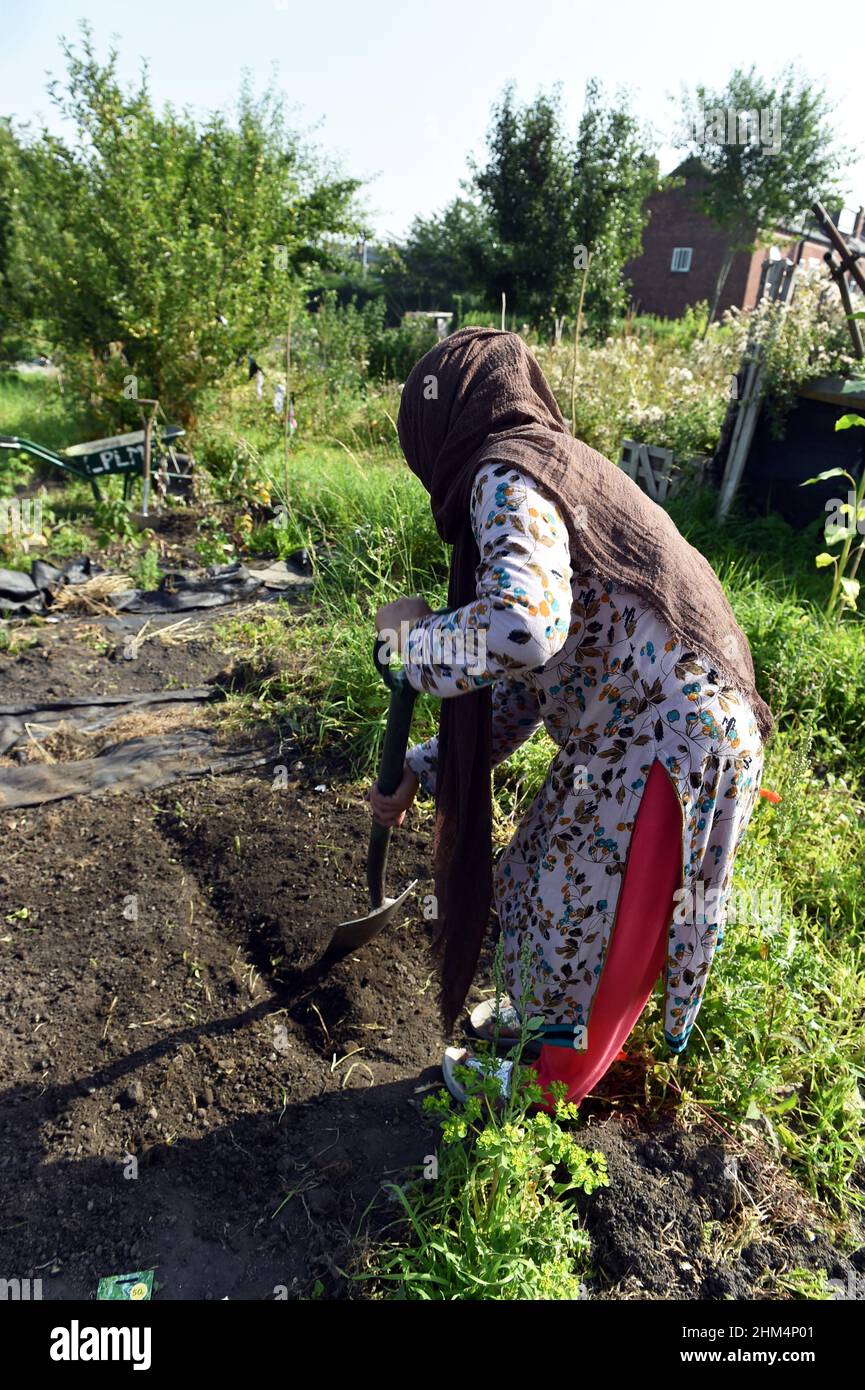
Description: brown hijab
397,326,772,1029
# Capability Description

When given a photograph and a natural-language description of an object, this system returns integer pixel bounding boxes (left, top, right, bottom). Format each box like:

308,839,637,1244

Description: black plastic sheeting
0,687,218,757
113,562,264,613
0,555,311,618
0,556,97,616
0,728,274,809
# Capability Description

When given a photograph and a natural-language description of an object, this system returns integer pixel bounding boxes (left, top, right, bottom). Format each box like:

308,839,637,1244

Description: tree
472,85,575,328
381,198,498,318
678,66,850,326
472,82,659,334
570,81,660,335
7,26,363,425
0,120,35,360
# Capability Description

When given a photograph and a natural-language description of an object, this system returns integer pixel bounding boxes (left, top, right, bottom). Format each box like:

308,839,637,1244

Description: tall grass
218,442,449,766
0,370,94,459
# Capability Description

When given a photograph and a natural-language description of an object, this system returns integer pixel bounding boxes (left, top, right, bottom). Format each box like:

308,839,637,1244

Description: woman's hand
369,764,420,828
375,595,432,656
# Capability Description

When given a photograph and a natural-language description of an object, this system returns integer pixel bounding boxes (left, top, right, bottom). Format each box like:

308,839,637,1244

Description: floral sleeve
405,736,437,798
402,464,572,699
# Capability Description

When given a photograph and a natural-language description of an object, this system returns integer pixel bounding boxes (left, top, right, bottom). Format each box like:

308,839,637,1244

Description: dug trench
0,761,447,1300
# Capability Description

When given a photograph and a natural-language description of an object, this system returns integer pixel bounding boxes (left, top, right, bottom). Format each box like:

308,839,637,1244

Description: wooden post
501,292,506,331
812,200,865,296
826,252,865,359
137,398,159,518
570,252,592,435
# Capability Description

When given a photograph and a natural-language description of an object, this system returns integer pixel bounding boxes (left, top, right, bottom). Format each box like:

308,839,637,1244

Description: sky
2,0,862,240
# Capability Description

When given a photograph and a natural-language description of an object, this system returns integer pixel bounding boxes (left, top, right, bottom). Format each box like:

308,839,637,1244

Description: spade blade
324,879,418,960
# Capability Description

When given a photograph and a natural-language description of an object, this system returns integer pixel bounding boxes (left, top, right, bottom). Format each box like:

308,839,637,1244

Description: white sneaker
468,994,522,1042
442,1046,513,1104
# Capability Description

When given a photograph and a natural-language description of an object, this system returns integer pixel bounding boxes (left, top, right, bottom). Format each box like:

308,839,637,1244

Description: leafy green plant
4,25,363,429
361,950,608,1300
194,517,235,567
734,269,855,437
92,496,136,546
0,622,40,655
801,413,865,616
131,542,161,591
772,1268,836,1301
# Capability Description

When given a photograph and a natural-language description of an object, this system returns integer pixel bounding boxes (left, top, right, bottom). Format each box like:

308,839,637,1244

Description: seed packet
96,1270,154,1301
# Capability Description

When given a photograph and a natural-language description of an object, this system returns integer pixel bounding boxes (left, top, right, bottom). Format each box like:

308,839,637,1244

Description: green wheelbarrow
0,426,192,502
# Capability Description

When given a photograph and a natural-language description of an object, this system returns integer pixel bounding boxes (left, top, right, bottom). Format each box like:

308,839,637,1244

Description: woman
371,327,771,1108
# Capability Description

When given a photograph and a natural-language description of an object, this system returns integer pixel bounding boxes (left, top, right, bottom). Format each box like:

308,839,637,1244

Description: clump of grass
219,443,448,766
130,542,161,591
0,622,41,655
0,370,95,459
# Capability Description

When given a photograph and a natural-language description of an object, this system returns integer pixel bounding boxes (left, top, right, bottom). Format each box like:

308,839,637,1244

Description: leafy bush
534,326,739,460
367,1075,608,1299
531,264,854,464
367,317,439,382
4,27,362,430
723,265,855,437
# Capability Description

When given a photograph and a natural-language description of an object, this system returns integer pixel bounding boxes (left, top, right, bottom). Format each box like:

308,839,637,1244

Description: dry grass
51,574,133,615
3,701,219,766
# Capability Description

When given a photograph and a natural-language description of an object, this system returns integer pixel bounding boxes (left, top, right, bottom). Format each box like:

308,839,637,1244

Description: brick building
625,158,864,319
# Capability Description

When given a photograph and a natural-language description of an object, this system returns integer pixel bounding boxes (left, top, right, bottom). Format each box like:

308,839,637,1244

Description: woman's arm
402,465,573,698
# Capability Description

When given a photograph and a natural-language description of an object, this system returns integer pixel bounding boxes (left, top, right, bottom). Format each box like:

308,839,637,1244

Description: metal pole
571,252,592,435
142,416,151,517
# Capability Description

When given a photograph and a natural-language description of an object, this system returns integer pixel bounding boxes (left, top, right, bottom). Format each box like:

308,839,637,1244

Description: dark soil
0,608,233,705
571,1114,862,1300
0,575,861,1302
2,756,859,1301
0,764,445,1300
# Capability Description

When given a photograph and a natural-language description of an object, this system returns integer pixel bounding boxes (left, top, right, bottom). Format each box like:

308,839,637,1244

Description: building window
671,247,692,273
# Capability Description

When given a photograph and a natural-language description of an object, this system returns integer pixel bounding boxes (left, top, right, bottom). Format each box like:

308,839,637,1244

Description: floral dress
404,465,765,1054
